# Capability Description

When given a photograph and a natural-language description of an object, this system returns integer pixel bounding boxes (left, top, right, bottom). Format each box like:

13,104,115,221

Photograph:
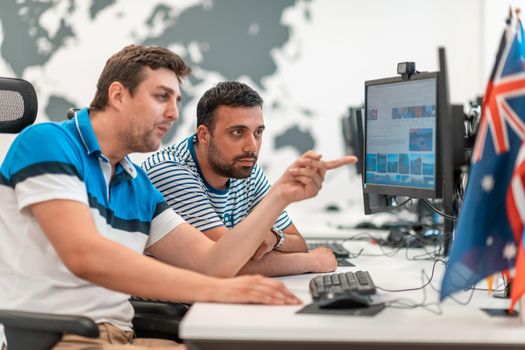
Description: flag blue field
440,16,525,301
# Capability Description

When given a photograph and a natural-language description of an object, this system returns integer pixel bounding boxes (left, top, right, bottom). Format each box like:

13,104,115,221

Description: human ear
196,125,210,144
107,82,126,110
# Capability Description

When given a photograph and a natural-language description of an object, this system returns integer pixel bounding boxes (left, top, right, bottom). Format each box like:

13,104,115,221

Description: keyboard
309,271,377,300
307,241,350,259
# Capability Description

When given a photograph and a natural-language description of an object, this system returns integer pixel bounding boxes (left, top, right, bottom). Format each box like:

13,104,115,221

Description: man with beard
2,47,321,349
143,81,353,276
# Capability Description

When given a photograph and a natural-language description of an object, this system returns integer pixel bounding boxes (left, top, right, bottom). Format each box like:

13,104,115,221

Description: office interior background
0,0,520,223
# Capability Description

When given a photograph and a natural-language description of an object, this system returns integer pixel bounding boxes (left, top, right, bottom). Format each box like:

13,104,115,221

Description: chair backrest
0,77,38,133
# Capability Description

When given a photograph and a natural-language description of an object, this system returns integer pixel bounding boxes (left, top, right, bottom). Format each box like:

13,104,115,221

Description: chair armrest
0,309,98,350
130,300,189,317
0,310,98,336
130,300,190,342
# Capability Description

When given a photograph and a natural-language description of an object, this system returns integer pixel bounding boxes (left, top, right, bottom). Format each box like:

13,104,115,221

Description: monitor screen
363,72,439,199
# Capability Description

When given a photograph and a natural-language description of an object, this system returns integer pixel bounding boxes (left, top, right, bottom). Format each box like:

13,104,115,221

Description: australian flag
440,16,525,302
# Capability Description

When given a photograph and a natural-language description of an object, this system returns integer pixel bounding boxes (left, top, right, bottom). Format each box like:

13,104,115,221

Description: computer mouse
317,291,371,309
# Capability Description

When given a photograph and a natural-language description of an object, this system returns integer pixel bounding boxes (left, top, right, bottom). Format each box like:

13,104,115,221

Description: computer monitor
360,48,466,254
342,107,364,175
363,72,441,200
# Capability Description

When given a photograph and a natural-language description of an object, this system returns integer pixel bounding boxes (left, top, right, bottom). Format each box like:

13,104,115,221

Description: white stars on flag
503,242,517,261
481,175,495,192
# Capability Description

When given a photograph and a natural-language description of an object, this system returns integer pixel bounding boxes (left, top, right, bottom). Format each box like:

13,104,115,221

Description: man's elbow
60,250,100,281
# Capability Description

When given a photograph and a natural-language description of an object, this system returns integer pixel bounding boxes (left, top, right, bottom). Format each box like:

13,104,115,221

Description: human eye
231,128,243,137
155,92,169,102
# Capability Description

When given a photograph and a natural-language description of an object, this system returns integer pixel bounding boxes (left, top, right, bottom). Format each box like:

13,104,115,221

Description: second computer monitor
363,72,440,199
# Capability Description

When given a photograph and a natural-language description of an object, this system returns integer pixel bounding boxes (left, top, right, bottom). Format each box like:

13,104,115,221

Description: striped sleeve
146,161,224,232
249,165,292,230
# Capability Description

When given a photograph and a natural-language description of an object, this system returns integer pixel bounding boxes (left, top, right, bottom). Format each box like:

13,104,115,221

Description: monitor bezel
363,71,442,199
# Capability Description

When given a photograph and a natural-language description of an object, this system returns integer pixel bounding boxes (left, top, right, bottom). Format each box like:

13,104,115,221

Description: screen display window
365,78,437,190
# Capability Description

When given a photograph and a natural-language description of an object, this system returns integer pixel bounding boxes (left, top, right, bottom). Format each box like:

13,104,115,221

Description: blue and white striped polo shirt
0,108,184,331
142,135,292,232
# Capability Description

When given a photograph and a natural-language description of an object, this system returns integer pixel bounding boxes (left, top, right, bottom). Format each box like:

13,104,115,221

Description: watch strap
271,227,286,250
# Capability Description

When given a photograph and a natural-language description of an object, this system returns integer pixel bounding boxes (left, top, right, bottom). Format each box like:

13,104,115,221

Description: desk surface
180,238,525,349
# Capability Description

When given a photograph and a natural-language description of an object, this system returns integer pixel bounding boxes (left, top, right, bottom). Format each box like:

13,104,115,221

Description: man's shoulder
3,120,81,170
19,120,73,143
128,163,165,197
142,136,194,171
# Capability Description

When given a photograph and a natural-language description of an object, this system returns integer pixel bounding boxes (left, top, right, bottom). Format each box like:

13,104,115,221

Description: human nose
165,98,179,121
243,133,258,153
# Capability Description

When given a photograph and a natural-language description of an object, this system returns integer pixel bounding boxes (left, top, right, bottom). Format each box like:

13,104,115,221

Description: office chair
0,77,100,349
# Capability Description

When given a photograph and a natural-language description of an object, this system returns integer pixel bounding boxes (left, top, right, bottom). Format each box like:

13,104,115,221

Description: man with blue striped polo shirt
144,82,345,276
0,46,359,349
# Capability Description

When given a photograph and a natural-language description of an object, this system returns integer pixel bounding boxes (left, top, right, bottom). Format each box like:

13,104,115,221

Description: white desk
180,239,525,349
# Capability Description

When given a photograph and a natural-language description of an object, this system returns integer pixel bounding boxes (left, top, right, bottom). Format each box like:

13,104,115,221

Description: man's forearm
202,188,290,276
237,251,323,277
76,238,219,303
277,233,308,253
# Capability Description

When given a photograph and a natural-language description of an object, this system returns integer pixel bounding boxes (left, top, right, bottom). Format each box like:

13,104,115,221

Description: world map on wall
0,0,319,172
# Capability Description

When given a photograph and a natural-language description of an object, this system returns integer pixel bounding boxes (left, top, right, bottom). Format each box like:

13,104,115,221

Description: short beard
126,129,160,153
208,141,257,179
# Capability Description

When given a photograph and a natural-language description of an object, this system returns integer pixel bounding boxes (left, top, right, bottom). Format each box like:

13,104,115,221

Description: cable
421,198,457,221
379,259,445,315
376,258,445,293
385,197,412,211
341,231,441,260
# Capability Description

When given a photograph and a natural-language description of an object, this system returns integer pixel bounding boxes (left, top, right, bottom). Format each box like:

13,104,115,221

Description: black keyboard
309,271,376,300
307,241,350,259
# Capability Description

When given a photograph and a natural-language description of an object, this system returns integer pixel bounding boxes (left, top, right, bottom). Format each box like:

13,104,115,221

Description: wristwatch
271,227,286,250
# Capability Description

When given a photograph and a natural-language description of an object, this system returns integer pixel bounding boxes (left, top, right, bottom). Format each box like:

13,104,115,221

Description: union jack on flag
441,15,525,303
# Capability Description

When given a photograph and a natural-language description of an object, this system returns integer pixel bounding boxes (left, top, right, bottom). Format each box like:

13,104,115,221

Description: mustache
234,152,258,162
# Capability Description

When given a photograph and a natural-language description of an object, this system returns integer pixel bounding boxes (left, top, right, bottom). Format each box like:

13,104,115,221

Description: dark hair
90,44,191,111
196,81,263,133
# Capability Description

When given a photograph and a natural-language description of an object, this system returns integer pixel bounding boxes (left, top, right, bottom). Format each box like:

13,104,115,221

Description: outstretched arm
149,152,357,277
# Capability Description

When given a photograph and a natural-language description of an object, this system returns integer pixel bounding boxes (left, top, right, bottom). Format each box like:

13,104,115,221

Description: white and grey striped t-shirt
143,135,292,232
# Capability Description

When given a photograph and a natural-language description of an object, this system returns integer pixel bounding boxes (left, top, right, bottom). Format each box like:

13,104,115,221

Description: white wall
1,0,523,215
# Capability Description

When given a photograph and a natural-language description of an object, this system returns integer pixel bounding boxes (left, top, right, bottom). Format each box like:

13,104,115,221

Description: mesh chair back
0,77,37,133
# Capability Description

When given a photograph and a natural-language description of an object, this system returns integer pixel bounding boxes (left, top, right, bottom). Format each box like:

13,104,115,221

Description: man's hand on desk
209,275,302,305
309,247,338,272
